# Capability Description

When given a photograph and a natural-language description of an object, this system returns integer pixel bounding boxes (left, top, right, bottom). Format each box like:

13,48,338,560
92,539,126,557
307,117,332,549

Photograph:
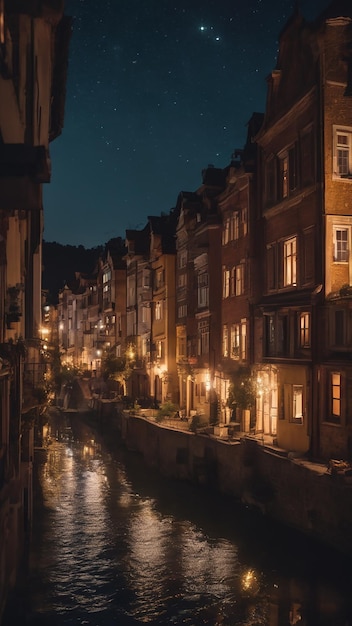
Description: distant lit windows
333,127,352,178
333,227,349,262
283,237,297,286
222,213,240,244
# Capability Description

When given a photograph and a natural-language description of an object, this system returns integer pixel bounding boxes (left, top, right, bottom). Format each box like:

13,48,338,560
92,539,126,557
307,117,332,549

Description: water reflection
6,412,352,626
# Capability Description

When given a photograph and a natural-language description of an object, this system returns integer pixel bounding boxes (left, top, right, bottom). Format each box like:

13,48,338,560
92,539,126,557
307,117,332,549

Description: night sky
43,0,329,248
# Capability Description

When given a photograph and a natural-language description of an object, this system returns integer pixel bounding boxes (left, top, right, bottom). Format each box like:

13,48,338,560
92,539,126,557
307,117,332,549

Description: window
223,268,230,298
178,273,187,288
230,324,240,359
241,208,248,236
334,128,352,178
156,340,163,359
222,213,239,243
178,250,187,268
197,272,209,308
178,304,187,318
284,237,297,286
299,312,310,348
222,217,230,245
267,244,277,290
155,269,164,290
155,301,162,320
280,154,289,198
235,264,244,296
127,276,135,307
197,320,209,355
240,319,247,361
331,372,341,423
222,325,228,357
333,227,349,262
292,385,303,423
232,213,240,240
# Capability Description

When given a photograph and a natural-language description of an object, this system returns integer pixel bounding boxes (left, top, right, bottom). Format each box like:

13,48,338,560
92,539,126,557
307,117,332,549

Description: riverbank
108,409,352,558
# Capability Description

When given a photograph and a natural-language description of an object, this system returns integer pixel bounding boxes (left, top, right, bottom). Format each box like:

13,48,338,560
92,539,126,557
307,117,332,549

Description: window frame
283,236,297,287
333,126,352,179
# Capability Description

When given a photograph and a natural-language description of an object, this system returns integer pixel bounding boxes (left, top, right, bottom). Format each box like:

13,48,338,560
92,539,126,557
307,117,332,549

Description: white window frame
155,301,162,320
197,272,209,308
333,126,352,179
235,264,244,296
333,226,349,263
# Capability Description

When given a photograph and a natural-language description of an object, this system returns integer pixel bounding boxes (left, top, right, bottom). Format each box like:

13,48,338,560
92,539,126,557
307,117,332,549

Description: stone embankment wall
118,412,352,556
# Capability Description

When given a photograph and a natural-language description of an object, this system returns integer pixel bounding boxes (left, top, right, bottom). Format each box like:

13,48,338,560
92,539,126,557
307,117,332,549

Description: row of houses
0,1,70,620
53,2,352,463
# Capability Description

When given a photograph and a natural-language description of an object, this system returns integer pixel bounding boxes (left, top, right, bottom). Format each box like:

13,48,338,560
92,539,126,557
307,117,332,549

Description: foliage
102,351,126,382
156,401,178,422
227,366,256,411
189,414,208,433
54,364,81,391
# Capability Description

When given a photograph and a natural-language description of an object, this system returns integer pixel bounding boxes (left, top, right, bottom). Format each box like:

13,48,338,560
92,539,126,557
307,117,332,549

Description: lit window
230,324,240,359
235,264,244,296
280,154,289,198
299,312,310,348
223,268,230,298
222,218,230,245
240,319,247,361
155,301,162,320
331,372,341,422
333,127,352,178
333,227,349,262
291,385,303,424
284,237,297,286
222,325,228,357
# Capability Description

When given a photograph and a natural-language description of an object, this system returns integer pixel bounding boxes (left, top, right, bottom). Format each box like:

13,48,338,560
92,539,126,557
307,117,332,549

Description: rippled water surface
5,413,352,625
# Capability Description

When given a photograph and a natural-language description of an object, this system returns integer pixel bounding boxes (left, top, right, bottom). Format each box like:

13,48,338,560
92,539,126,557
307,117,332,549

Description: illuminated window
333,127,352,178
291,385,303,423
223,268,230,298
230,324,240,359
235,264,244,296
284,237,297,286
240,319,247,361
299,312,310,347
331,372,341,422
222,325,228,357
155,301,162,320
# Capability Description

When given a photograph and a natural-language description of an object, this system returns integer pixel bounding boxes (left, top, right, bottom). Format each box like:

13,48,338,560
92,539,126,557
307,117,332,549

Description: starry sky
43,0,329,248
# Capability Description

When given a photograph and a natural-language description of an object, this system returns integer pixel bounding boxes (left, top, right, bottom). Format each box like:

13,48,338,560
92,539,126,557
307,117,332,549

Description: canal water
4,411,352,626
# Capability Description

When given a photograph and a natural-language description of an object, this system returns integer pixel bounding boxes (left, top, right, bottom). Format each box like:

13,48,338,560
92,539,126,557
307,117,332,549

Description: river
3,411,352,625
